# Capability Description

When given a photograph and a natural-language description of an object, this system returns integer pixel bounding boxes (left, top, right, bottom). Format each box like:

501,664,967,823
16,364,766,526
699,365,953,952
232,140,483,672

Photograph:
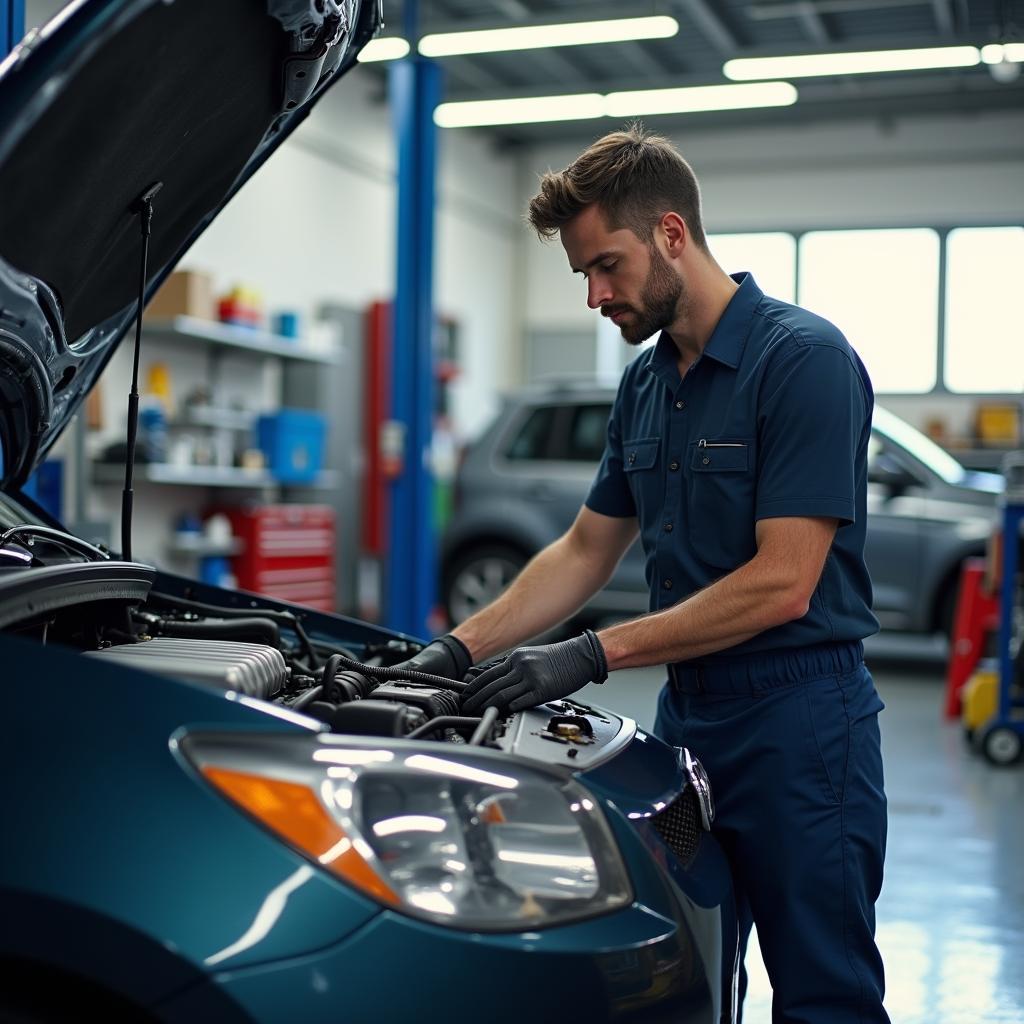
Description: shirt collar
648,271,763,382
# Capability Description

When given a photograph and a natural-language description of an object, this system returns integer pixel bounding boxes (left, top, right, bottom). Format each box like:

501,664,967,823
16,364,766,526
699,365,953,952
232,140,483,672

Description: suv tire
443,543,527,627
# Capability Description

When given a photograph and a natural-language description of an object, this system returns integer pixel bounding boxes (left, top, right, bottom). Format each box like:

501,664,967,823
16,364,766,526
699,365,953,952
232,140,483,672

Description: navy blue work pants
654,642,890,1024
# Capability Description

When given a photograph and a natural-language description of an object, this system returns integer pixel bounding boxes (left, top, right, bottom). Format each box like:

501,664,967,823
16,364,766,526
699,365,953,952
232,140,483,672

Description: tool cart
978,453,1024,765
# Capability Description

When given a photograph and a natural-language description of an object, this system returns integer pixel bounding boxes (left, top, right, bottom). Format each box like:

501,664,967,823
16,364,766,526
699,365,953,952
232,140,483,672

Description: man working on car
401,125,889,1024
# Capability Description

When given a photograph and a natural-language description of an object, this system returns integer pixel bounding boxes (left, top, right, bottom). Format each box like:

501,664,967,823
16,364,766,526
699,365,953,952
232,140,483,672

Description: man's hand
393,634,473,681
461,630,608,714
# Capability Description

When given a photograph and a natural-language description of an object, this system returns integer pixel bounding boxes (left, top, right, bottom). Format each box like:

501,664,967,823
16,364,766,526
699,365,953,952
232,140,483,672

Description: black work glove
461,630,608,715
393,634,473,681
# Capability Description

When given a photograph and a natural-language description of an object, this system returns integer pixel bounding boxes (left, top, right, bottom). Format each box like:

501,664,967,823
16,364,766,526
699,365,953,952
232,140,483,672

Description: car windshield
872,406,965,484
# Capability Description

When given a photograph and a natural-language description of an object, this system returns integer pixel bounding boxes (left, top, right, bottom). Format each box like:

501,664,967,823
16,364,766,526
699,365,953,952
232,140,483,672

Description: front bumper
155,901,716,1024
154,734,735,1024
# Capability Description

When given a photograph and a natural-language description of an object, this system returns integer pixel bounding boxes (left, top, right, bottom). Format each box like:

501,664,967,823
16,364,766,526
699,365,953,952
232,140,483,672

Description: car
0,2,737,1022
442,382,1004,637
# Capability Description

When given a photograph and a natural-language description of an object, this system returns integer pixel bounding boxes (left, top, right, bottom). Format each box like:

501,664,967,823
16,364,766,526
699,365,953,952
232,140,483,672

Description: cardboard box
144,270,215,321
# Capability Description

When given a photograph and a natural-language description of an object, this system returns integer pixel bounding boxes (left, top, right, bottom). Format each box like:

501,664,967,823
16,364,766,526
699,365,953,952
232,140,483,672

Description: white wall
513,109,1024,434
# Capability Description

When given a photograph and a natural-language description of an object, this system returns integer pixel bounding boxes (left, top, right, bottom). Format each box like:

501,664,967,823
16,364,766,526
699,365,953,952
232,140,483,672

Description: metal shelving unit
142,316,338,364
91,463,338,489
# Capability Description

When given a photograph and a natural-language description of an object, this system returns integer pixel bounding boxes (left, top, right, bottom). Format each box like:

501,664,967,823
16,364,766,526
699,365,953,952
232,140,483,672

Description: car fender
0,634,381,1000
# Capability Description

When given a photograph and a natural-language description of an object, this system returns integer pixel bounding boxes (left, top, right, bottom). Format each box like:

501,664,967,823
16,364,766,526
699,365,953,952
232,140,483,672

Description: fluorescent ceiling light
435,93,605,128
982,42,1024,63
724,45,980,80
435,83,800,128
357,37,410,62
607,82,797,116
419,16,678,57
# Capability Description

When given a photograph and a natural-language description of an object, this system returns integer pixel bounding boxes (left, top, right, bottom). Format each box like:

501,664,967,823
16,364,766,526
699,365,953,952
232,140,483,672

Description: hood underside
0,0,380,488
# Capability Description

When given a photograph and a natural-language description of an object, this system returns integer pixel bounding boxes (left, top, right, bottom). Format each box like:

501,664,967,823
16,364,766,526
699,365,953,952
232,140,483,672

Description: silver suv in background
441,383,1004,638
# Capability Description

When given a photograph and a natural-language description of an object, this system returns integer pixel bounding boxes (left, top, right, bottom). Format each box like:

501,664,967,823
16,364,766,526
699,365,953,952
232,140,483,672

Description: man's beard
605,247,684,346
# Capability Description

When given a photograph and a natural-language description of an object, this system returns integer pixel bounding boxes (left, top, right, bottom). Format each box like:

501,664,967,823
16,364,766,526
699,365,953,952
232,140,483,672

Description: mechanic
402,125,889,1024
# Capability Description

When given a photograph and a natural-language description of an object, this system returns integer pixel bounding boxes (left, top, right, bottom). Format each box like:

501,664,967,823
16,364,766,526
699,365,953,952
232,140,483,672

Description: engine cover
84,637,286,699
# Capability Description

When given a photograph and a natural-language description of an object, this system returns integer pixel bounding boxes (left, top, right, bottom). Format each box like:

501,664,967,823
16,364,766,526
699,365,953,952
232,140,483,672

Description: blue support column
385,53,443,639
1,0,25,58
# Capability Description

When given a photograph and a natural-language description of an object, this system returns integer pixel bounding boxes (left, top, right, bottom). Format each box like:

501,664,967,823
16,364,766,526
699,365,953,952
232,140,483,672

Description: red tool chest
218,504,336,612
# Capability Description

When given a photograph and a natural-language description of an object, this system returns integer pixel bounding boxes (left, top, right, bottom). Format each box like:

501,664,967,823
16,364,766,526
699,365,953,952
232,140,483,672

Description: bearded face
602,244,684,346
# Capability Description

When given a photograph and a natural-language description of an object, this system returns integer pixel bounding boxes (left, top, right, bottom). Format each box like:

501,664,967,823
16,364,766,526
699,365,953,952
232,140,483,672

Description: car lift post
1,0,24,58
385,0,443,639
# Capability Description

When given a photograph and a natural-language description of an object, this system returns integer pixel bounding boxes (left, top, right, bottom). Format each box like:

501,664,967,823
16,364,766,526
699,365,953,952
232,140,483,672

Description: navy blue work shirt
586,272,879,661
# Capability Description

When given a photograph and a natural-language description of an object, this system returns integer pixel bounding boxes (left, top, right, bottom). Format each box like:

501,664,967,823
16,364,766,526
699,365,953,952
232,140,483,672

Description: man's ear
658,212,688,257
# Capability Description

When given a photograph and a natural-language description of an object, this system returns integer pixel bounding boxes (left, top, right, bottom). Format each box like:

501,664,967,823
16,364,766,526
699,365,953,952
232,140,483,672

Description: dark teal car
0,2,736,1020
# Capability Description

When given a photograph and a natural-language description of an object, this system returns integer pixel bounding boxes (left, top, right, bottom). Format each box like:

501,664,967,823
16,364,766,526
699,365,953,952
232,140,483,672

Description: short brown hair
527,124,707,250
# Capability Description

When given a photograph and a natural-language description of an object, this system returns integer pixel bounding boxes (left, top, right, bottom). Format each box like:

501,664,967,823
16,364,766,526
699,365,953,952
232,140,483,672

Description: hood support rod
120,181,162,562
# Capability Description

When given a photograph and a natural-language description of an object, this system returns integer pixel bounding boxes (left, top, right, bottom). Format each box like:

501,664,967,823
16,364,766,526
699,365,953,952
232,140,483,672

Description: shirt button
675,400,685,410
663,578,673,590
628,452,636,465
669,460,679,471
702,457,710,465
664,523,673,533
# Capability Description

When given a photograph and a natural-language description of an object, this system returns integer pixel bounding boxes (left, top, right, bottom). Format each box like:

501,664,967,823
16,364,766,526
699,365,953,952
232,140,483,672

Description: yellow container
962,663,1000,737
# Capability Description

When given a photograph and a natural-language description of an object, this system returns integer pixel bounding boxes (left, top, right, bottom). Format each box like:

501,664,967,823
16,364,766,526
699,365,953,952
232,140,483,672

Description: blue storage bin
257,409,326,483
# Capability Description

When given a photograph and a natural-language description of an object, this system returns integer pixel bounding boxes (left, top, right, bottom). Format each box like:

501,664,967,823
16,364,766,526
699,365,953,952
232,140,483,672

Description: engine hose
405,715,483,740
155,616,281,647
326,653,468,694
291,685,323,711
470,706,499,746
149,591,318,669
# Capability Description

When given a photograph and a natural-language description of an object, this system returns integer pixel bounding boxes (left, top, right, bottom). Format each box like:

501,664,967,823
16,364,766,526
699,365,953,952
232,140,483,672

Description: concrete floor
577,638,1024,1024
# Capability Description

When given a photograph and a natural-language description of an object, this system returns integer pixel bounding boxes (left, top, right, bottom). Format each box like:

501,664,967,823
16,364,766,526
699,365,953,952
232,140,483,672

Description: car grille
650,785,702,868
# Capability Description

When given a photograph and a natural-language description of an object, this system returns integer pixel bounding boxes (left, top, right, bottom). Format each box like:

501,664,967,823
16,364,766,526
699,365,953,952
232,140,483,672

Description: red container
216,504,336,612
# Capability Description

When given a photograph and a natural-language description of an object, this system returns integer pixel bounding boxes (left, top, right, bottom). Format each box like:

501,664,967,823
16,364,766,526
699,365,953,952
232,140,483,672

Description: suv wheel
444,544,526,626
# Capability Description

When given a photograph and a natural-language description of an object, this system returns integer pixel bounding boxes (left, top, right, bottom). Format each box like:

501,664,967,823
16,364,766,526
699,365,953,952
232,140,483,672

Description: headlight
180,733,632,931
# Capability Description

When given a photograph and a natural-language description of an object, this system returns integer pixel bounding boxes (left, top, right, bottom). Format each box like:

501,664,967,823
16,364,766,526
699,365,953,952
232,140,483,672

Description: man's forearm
452,535,612,662
597,556,808,671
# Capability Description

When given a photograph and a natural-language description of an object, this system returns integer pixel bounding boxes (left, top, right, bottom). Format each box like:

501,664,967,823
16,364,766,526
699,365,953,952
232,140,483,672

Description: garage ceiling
371,0,1024,141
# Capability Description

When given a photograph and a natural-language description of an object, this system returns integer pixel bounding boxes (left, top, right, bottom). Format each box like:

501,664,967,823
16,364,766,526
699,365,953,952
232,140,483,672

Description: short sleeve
755,344,870,526
584,379,637,518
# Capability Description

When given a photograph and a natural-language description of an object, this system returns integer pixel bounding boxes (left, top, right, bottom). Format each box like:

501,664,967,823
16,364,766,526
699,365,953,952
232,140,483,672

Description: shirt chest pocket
623,438,660,514
687,439,757,569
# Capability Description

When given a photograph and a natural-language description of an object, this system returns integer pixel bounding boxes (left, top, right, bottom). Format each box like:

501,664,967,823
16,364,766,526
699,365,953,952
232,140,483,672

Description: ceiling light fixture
724,45,981,80
434,93,606,128
419,16,678,57
357,37,411,62
981,42,1024,63
434,83,800,128
606,82,797,116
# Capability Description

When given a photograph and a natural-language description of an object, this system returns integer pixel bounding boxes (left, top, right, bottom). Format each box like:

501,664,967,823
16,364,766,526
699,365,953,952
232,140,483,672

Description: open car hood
0,0,380,490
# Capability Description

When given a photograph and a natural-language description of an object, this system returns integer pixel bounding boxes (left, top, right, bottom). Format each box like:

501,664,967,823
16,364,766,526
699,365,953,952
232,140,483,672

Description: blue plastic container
256,409,326,483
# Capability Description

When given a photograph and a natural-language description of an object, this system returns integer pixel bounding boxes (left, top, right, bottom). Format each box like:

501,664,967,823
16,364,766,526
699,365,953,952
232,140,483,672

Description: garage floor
579,639,1024,1024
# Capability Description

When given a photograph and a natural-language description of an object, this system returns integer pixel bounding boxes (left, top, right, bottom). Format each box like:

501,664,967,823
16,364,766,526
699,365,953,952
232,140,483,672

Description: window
505,405,558,460
707,232,796,303
565,403,612,462
798,229,939,394
944,227,1024,394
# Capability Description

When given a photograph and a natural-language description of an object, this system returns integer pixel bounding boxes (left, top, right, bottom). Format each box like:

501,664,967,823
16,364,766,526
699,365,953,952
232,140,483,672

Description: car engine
0,538,629,764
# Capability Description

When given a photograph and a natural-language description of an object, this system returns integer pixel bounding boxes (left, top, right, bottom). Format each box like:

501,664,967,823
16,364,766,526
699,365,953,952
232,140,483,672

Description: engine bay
0,524,628,765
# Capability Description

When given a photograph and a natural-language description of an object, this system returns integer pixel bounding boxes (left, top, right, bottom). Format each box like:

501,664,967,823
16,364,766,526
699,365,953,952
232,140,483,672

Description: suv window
564,403,612,462
505,405,560,460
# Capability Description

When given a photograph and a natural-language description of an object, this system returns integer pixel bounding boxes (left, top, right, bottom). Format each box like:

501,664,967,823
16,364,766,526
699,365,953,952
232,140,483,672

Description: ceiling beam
673,0,740,54
931,0,955,35
444,54,516,92
795,1,832,43
611,39,678,77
